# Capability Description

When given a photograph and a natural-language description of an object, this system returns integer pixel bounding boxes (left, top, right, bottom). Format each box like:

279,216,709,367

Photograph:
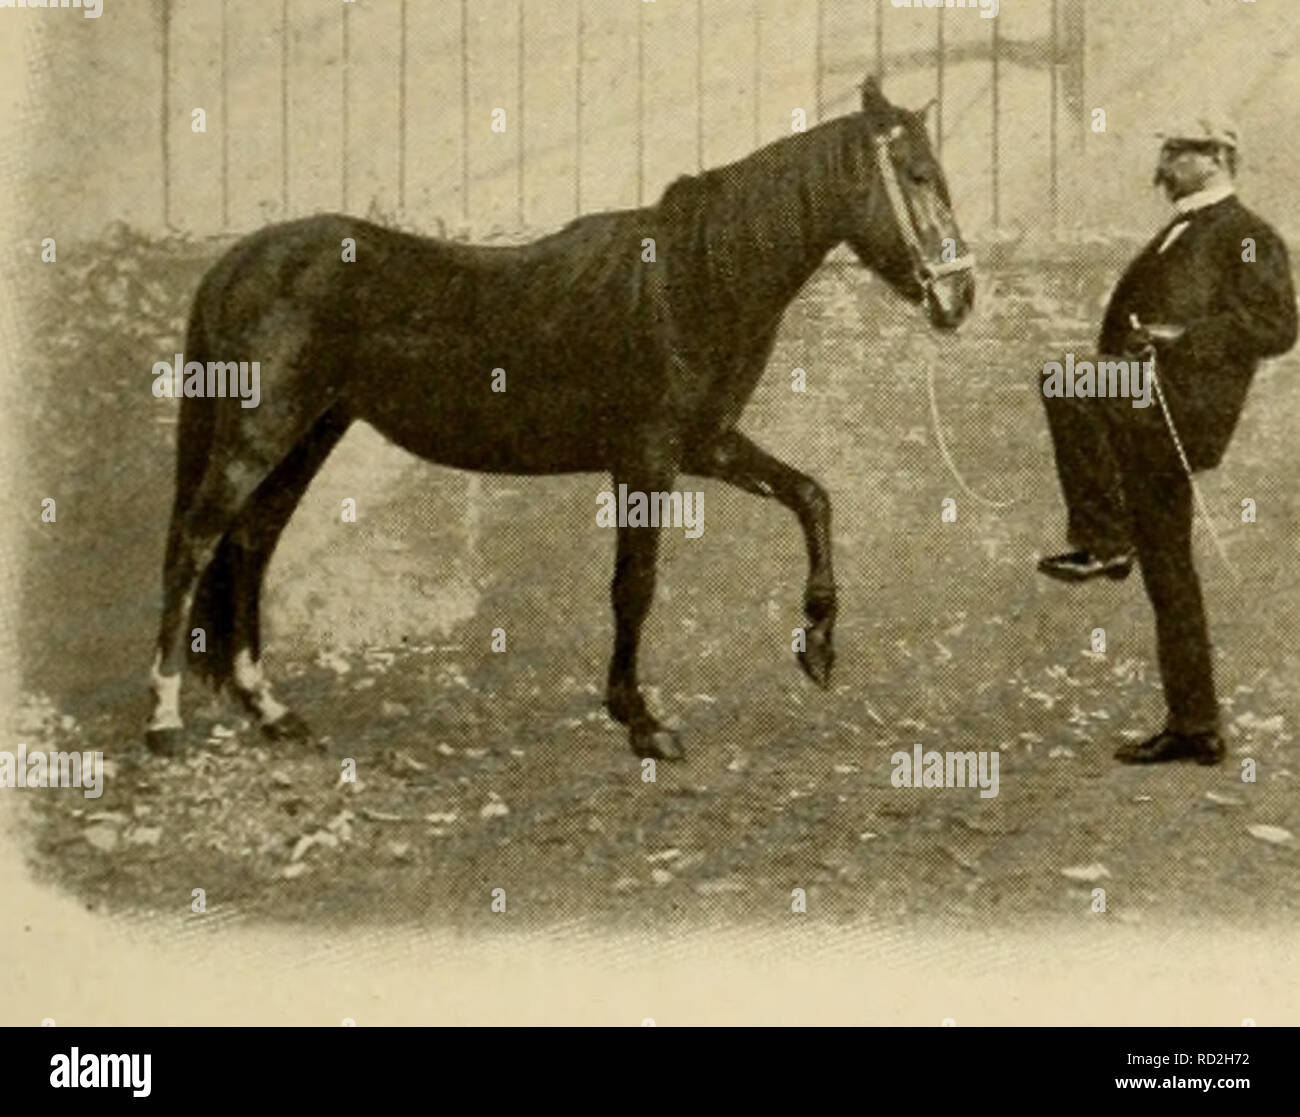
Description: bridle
873,123,1015,508
872,124,976,293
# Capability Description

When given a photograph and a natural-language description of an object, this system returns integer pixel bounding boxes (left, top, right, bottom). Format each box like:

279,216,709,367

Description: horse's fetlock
804,586,838,623
606,682,646,725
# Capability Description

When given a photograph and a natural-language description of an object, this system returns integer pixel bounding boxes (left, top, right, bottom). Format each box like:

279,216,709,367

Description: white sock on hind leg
233,648,289,725
148,651,184,731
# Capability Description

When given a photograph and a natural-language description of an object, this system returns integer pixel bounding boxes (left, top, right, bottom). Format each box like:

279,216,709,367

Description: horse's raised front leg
686,429,837,688
604,460,685,762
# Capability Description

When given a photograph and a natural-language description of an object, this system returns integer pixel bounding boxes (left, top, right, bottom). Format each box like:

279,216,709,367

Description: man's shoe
1037,549,1133,583
1114,728,1226,766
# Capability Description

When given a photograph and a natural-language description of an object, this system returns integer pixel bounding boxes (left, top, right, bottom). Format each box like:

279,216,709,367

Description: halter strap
873,130,976,288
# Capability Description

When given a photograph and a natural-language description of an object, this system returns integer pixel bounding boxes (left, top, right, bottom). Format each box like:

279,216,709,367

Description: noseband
873,126,975,291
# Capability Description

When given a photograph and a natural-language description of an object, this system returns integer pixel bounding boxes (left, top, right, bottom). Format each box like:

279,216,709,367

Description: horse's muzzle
922,258,975,330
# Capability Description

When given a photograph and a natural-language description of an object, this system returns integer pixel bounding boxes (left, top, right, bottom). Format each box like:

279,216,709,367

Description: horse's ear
917,97,939,127
860,75,885,113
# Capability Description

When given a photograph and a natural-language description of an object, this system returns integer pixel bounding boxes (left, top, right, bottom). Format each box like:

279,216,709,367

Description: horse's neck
658,130,846,377
747,232,836,330
707,186,838,338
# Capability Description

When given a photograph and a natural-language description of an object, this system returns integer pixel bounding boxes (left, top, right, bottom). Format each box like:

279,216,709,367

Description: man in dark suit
1038,117,1297,765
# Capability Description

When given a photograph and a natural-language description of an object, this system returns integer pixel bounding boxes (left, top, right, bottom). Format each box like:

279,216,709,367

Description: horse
145,76,975,762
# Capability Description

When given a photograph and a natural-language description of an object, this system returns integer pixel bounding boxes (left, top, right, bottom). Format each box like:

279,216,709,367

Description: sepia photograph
1,0,1297,1073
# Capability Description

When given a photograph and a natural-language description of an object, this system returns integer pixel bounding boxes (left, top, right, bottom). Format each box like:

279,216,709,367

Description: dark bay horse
146,78,974,761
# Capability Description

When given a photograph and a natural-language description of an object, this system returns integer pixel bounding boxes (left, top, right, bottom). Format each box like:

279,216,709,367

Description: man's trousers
1040,377,1220,734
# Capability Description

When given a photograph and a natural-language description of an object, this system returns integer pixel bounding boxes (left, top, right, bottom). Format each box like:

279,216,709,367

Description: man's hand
1121,322,1157,358
1123,316,1185,358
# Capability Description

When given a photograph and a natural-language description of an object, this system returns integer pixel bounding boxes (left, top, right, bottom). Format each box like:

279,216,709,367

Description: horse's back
200,211,651,340
186,210,673,473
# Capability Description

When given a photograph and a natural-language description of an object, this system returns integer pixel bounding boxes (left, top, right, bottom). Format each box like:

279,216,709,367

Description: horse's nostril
923,270,975,327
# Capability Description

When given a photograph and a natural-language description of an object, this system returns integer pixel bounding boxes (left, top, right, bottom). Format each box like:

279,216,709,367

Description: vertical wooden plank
517,0,525,226
517,0,580,231
875,0,884,80
936,6,944,158
161,0,171,229
575,0,584,215
399,0,407,217
641,0,702,206
1061,0,1086,226
280,0,289,217
464,0,525,228
581,2,637,212
402,0,462,228
341,1,350,211
1061,0,1087,128
475,0,524,227
282,0,344,220
220,0,229,228
168,0,224,233
1050,0,1059,229
814,0,824,123
344,1,401,221
634,0,644,205
461,0,470,221
991,15,1000,229
696,0,704,171
752,0,761,149
222,0,286,232
987,0,1051,234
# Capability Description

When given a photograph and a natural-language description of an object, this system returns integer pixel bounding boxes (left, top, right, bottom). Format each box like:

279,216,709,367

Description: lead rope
1133,315,1241,582
923,354,1019,509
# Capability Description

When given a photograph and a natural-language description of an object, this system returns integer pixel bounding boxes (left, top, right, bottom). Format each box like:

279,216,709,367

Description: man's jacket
1098,195,1298,469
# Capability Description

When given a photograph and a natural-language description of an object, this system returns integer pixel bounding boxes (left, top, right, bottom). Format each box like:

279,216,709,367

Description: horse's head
837,77,974,331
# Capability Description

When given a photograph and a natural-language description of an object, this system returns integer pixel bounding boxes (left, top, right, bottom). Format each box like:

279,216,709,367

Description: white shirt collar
1173,182,1235,216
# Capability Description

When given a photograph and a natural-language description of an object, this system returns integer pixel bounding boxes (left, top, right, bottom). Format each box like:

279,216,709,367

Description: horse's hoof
797,634,835,690
262,710,312,743
630,724,685,762
144,726,183,757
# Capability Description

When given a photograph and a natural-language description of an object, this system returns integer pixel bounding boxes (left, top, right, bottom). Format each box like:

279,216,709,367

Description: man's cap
1155,116,1240,150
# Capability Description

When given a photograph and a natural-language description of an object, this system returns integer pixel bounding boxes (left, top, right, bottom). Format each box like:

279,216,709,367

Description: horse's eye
908,166,931,186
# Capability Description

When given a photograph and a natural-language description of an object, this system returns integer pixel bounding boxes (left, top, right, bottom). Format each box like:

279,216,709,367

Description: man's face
1153,141,1224,201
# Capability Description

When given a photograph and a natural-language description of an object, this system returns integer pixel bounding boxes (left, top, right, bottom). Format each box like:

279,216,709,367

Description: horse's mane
653,114,875,307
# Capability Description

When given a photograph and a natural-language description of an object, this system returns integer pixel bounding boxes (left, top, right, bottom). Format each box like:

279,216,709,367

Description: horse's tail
171,296,239,689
